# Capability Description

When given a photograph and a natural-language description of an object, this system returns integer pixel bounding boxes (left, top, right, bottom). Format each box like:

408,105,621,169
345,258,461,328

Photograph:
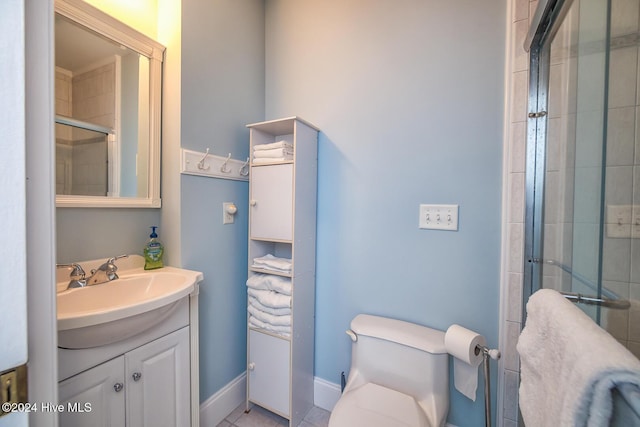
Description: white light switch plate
419,204,459,231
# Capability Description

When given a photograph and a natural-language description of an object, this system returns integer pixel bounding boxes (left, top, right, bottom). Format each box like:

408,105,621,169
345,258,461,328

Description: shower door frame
523,0,571,319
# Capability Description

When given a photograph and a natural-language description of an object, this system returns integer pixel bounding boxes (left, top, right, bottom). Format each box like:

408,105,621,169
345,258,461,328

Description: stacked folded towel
251,254,292,275
247,271,292,338
253,140,293,163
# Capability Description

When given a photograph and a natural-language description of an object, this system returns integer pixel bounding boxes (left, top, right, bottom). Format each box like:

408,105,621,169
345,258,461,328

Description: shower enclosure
524,0,639,358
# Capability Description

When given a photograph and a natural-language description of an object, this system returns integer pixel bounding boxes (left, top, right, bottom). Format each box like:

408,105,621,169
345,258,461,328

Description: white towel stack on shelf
247,264,292,338
251,254,292,275
253,140,293,164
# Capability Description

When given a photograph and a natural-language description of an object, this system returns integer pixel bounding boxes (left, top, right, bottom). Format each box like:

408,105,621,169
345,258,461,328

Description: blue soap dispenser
144,226,164,270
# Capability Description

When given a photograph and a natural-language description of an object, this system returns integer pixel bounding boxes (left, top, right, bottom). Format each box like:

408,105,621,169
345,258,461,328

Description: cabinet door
125,327,190,427
58,356,125,427
248,330,290,416
250,164,293,241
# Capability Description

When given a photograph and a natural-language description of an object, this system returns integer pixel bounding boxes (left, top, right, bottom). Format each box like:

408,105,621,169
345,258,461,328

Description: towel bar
560,291,630,310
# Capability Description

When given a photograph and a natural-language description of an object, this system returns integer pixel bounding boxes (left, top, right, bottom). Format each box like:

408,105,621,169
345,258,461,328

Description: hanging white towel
249,315,291,338
252,254,292,274
246,273,292,295
247,288,291,309
247,304,291,327
517,289,640,427
253,147,294,159
253,140,292,151
249,296,291,316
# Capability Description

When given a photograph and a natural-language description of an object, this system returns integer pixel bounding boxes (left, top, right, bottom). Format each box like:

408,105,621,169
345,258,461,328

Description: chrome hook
220,153,232,173
239,157,249,176
197,148,210,170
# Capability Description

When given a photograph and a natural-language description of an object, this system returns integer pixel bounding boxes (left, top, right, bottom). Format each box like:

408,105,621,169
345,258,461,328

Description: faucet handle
56,263,87,289
56,263,86,279
107,254,129,265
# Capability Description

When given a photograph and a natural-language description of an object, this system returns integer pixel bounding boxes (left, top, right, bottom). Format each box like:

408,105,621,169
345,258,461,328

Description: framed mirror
55,0,164,208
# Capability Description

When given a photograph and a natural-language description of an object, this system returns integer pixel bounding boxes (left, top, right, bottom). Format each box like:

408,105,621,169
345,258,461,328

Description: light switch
419,204,458,231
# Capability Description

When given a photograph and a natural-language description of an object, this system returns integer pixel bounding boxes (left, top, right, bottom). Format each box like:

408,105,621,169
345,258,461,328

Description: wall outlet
606,205,631,238
419,204,459,231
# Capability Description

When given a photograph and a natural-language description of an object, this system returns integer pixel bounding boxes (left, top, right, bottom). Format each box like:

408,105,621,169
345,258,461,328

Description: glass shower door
528,0,639,358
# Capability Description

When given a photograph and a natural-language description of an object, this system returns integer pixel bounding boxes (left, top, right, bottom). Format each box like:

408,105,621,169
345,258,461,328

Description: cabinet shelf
251,160,294,167
248,326,292,341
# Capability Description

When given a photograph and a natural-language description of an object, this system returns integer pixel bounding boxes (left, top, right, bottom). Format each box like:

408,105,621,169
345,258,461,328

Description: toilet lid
329,383,432,427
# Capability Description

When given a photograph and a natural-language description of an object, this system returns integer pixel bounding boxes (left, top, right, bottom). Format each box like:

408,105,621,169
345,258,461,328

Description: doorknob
113,383,123,392
132,372,142,382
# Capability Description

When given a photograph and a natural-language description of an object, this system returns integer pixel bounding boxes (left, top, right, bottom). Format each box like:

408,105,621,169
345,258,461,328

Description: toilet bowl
328,314,449,427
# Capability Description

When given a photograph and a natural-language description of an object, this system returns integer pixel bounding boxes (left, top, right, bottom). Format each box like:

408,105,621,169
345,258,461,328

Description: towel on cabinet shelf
247,288,291,309
248,304,291,327
247,273,292,295
253,147,293,159
251,254,292,274
253,140,293,151
517,289,640,427
249,315,291,338
249,296,291,316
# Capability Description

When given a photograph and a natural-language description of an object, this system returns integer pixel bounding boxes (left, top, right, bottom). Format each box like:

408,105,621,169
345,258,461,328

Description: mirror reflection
55,13,150,198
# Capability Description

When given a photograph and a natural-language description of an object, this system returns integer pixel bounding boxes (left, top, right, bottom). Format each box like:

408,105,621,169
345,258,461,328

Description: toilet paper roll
444,324,486,401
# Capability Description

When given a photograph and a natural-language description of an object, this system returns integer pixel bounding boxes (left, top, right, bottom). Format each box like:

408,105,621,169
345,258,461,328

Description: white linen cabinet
246,117,318,427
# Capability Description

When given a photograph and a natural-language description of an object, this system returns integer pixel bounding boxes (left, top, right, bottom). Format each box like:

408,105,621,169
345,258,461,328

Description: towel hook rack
239,157,249,176
220,153,232,173
197,148,211,170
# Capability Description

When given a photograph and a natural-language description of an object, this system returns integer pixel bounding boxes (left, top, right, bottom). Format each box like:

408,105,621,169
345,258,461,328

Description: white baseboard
313,376,342,412
200,373,458,427
199,372,246,427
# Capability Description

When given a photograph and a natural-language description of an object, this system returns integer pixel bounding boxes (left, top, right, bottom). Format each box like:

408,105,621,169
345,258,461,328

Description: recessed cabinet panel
59,356,125,427
248,330,291,416
126,327,190,427
250,164,293,241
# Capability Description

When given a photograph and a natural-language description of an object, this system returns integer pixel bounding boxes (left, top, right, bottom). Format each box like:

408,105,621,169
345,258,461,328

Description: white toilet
328,314,449,427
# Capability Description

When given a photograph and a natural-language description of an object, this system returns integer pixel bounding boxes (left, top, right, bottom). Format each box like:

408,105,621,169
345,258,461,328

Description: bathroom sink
57,261,202,349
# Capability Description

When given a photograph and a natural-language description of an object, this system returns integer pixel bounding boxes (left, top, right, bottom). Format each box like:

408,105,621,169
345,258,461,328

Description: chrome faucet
87,255,129,286
56,263,87,289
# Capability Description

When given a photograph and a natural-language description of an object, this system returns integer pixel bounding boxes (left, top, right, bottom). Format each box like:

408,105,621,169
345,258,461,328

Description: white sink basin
57,263,202,349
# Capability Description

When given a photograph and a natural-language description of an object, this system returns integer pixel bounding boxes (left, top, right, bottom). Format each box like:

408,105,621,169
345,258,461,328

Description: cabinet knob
132,372,142,382
113,383,123,392
248,362,255,371
250,200,257,207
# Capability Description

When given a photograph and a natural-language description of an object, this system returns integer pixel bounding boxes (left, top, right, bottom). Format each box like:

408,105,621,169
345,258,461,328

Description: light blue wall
180,0,264,401
57,209,160,263
265,1,505,426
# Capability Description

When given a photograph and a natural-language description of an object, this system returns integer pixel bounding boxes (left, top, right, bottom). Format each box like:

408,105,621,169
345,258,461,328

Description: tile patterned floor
216,403,331,427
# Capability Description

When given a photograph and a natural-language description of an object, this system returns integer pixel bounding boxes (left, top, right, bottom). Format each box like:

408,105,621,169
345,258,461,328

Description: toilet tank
345,314,449,415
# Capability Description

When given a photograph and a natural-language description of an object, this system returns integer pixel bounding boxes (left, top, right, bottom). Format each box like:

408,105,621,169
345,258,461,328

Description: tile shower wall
502,0,538,426
600,0,640,358
502,2,640,426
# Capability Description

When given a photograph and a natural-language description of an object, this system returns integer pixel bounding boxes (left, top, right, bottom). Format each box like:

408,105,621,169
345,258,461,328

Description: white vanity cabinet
59,327,189,427
246,117,318,427
59,356,125,427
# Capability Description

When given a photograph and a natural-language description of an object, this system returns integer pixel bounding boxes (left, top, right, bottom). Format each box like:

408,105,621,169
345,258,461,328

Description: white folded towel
247,288,291,309
252,254,292,274
249,315,291,338
249,296,291,316
517,289,640,427
252,156,293,164
253,147,294,159
248,304,291,326
254,140,292,151
247,273,292,295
